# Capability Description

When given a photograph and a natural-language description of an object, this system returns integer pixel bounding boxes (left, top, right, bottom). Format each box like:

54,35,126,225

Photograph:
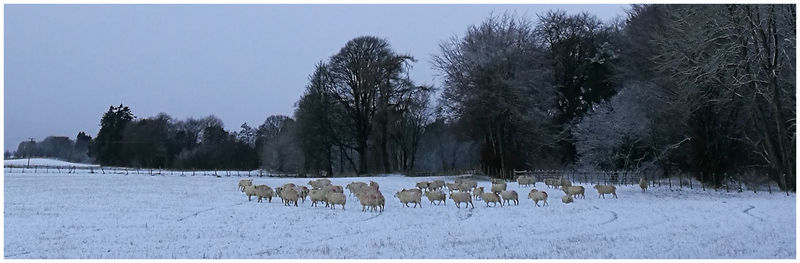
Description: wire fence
3,165,299,178
509,169,790,195
4,164,790,195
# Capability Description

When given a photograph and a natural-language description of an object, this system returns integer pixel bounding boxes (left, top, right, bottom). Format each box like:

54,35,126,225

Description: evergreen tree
89,104,134,166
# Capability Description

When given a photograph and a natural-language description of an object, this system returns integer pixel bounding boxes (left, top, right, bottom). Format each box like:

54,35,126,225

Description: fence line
4,165,788,194
3,165,299,178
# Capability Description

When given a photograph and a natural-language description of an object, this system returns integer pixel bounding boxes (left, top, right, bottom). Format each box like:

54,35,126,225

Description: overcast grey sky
4,4,628,151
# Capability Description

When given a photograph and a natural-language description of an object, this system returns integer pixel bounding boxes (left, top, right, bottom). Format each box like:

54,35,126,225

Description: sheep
561,195,574,204
282,183,297,194
500,190,519,206
473,186,485,200
431,180,446,190
358,193,377,212
639,177,648,193
323,184,344,195
369,181,380,190
560,178,572,188
481,192,503,207
281,188,300,206
491,178,504,184
425,190,447,206
346,182,368,196
274,186,283,201
562,185,585,199
449,192,474,208
243,184,257,201
416,181,430,192
544,178,558,189
517,176,535,187
395,189,423,208
254,185,274,203
309,189,328,207
238,179,253,192
527,189,548,207
308,179,332,189
491,182,507,194
462,179,478,189
298,186,310,203
593,184,618,199
445,182,460,193
326,191,347,210
358,190,384,212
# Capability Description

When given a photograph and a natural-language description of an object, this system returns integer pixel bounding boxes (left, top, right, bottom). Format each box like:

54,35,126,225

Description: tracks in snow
593,205,618,225
743,205,765,222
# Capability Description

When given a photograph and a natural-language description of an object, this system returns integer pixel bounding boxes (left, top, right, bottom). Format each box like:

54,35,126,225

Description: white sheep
326,191,347,210
254,185,274,203
517,176,535,187
445,182,460,193
491,182,507,194
308,179,332,189
639,177,648,193
561,195,574,204
274,186,283,201
416,181,431,191
527,189,548,207
346,182,368,196
560,178,572,188
298,186,310,203
369,181,380,190
473,186,485,200
309,189,327,207
281,188,299,206
358,190,384,212
544,178,557,189
593,184,618,199
243,184,257,201
465,180,478,190
238,179,253,192
481,192,503,207
449,192,474,208
395,189,423,208
425,190,447,206
431,180,446,190
500,190,519,206
562,185,585,199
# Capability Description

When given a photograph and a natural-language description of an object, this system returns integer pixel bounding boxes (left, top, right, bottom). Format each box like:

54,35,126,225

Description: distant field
3,171,795,259
4,158,99,167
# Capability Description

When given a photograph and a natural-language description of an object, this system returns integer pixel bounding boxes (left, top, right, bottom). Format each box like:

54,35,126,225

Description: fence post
738,174,743,192
768,176,772,194
701,172,705,191
784,174,790,196
725,173,729,193
668,176,672,189
713,173,718,192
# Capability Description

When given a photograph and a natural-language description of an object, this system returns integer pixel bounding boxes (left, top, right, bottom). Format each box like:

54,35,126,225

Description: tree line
9,5,794,190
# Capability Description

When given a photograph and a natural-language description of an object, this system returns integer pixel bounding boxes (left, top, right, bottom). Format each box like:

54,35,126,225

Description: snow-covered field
4,158,98,167
4,170,796,259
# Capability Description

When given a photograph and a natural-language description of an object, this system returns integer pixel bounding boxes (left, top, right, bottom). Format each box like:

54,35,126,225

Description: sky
4,4,628,151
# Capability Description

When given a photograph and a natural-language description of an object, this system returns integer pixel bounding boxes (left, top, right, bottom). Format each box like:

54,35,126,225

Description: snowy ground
3,170,796,259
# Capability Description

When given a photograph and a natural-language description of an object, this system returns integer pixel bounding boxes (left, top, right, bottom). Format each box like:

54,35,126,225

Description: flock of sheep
236,175,651,212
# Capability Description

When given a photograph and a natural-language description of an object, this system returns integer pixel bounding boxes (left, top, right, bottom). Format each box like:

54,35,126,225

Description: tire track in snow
176,201,246,222
743,205,765,222
593,205,618,225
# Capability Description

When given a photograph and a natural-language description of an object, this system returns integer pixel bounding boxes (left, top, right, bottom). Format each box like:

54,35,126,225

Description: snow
3,171,795,259
4,158,98,167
